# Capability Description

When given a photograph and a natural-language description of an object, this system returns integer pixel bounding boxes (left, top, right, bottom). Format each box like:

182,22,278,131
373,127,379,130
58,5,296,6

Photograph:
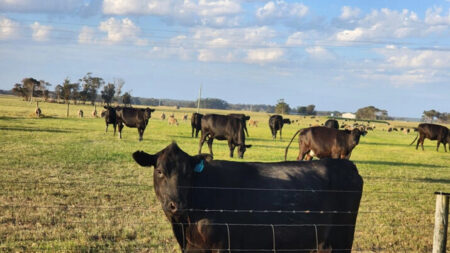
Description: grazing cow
388,127,393,132
199,114,251,158
168,116,179,126
132,143,363,253
393,128,398,131
103,106,117,135
228,113,250,137
161,113,166,120
183,114,188,121
92,109,97,118
410,123,450,152
402,128,410,134
269,115,291,140
35,107,41,117
248,119,258,127
78,109,84,118
324,119,339,129
285,126,367,161
191,113,203,138
116,107,155,141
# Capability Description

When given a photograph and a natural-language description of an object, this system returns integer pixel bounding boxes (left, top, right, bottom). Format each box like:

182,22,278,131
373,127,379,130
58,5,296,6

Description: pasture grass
0,95,448,252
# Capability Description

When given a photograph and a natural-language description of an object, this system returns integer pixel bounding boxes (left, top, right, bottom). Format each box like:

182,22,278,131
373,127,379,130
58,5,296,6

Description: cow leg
118,123,124,139
436,142,440,152
228,140,235,158
195,129,200,138
280,128,282,140
105,123,108,133
113,123,116,136
444,142,447,152
207,138,214,157
198,133,207,154
191,126,194,138
244,126,249,137
420,137,425,151
138,128,143,141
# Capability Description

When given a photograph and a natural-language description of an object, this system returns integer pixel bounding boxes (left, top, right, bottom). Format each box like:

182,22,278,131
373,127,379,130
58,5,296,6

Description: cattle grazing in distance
160,113,166,120
78,109,84,118
103,106,117,135
324,119,339,129
191,113,203,138
285,126,367,160
35,107,41,117
168,116,179,126
132,143,363,253
92,109,97,118
116,107,155,141
199,114,251,158
248,119,258,127
183,113,188,121
393,128,398,131
410,123,449,152
228,113,250,137
269,115,291,140
402,128,410,134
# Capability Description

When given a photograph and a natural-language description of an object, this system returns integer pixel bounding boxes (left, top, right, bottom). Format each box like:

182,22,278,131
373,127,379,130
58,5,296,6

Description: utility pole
197,84,202,113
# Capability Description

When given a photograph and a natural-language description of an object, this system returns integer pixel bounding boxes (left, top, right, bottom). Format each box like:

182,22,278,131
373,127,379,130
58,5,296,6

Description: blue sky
1,0,450,117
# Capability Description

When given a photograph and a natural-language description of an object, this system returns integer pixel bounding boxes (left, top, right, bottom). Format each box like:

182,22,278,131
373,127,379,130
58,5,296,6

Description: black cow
285,126,366,160
228,113,250,137
199,114,251,158
103,106,117,135
269,115,291,140
191,113,203,138
324,119,339,129
410,123,450,152
115,107,155,141
132,143,363,253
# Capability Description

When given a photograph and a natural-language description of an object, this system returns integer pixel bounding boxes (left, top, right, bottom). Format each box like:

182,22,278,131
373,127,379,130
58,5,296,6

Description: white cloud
79,18,148,46
256,0,308,20
340,6,360,20
245,48,284,63
286,32,304,46
30,22,51,41
305,46,335,61
103,0,242,26
425,7,450,25
0,16,20,40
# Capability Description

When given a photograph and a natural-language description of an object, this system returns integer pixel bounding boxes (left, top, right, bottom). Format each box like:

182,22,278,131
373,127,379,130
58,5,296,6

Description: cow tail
409,134,418,145
284,129,302,161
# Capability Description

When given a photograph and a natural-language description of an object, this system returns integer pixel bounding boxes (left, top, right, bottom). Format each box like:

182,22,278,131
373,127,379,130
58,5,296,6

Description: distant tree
12,83,28,100
101,83,116,106
55,85,63,102
423,110,441,123
196,98,229,109
275,99,291,114
122,92,132,107
437,112,449,123
12,78,51,101
79,73,104,105
60,78,79,104
356,106,389,120
306,104,316,115
114,78,125,102
296,106,307,115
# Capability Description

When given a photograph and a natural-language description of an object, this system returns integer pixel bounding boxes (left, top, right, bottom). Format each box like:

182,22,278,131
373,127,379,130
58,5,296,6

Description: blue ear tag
194,160,204,173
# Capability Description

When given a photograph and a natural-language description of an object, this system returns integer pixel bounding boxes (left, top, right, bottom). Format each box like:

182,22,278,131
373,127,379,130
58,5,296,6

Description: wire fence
0,178,444,252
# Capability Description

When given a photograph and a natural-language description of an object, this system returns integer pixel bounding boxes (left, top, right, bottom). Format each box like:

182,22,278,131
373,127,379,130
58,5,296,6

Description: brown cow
92,109,97,118
248,119,258,127
285,126,366,161
160,113,166,120
183,113,188,121
168,116,179,126
35,107,41,117
410,123,449,152
78,109,84,118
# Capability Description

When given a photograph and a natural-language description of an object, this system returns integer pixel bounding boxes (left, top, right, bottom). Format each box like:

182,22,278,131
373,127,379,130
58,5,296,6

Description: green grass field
0,95,449,252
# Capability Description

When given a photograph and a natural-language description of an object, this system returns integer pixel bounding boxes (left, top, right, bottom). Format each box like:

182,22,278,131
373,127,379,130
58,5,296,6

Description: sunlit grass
0,95,448,252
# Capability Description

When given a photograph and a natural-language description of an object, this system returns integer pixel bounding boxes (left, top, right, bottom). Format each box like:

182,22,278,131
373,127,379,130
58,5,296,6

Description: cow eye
156,169,164,177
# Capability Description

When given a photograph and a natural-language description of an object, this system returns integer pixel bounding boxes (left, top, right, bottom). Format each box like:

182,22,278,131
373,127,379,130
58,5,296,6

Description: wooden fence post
432,192,449,253
67,103,70,117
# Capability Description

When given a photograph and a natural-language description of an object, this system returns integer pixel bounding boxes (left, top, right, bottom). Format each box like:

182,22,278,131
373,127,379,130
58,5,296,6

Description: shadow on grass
417,178,450,184
360,141,412,147
0,126,70,133
353,160,445,168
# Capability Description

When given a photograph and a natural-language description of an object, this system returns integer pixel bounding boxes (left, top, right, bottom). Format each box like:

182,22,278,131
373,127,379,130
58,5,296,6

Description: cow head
350,128,366,145
133,143,212,221
237,144,252,159
143,107,155,120
283,119,291,124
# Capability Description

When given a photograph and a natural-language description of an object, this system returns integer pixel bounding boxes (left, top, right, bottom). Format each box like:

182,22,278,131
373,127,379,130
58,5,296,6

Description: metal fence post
432,192,449,253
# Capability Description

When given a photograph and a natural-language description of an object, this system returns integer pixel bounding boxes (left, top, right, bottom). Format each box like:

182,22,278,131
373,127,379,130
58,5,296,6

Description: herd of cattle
27,103,448,251
94,106,449,252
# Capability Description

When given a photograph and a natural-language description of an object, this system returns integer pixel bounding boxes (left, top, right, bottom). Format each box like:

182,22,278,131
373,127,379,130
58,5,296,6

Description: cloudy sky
1,0,450,117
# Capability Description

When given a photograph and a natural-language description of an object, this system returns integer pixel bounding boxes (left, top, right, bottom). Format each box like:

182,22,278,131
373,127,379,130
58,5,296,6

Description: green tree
275,99,291,114
61,78,79,104
423,110,440,123
101,83,116,106
196,98,229,109
356,106,389,120
122,92,132,107
79,73,104,105
306,104,316,115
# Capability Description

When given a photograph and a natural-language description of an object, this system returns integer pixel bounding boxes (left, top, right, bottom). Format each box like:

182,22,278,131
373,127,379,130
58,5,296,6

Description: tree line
12,74,132,106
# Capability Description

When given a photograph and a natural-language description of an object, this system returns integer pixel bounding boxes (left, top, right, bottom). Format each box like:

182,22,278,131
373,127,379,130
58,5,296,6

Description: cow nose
168,201,178,213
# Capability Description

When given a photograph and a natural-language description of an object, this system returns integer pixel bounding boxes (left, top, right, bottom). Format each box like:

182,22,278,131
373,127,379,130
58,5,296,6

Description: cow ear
132,151,157,167
193,153,213,162
246,145,252,148
245,116,250,120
